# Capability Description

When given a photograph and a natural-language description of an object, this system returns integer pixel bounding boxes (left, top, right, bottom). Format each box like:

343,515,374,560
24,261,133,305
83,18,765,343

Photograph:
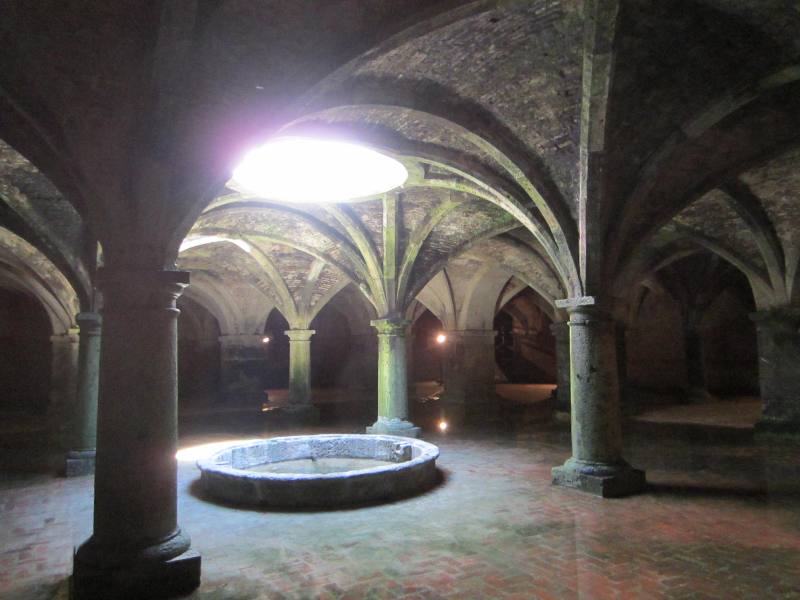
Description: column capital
284,328,316,342
97,268,190,312
371,318,409,336
51,329,80,344
567,303,614,325
76,312,102,335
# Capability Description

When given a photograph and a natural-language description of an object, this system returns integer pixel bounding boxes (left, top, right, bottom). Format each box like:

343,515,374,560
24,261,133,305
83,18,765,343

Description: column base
552,458,646,498
71,548,201,600
65,450,95,477
281,404,320,425
366,417,421,438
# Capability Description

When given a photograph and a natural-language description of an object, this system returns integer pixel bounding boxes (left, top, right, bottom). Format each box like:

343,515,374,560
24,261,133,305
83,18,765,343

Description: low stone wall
197,434,440,508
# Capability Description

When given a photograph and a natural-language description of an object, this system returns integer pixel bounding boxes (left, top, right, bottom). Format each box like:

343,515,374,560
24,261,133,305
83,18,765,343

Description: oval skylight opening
231,137,408,203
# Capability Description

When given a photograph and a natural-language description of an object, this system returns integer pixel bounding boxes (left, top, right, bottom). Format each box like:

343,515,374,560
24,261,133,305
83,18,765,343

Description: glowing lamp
438,420,448,432
262,336,270,344
232,137,408,203
436,333,447,345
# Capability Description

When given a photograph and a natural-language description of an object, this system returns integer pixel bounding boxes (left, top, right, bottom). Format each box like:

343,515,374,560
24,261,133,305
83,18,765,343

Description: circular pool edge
196,434,440,508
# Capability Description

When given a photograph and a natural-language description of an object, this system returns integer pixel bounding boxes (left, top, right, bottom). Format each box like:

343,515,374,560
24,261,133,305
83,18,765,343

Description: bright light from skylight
231,137,408,203
179,235,252,254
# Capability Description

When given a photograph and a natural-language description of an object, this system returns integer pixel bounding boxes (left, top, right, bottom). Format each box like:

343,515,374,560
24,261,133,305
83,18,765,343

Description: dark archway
177,296,222,411
310,304,352,389
494,288,555,383
264,309,290,389
410,309,445,384
0,288,52,415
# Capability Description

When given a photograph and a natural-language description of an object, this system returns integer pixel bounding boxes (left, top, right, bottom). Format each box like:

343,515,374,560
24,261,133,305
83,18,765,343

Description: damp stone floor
1,417,799,600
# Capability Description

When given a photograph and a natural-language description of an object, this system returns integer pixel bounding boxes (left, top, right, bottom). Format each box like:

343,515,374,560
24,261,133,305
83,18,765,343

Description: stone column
49,329,79,458
218,334,266,409
751,308,800,436
549,321,571,415
284,328,319,423
440,329,496,426
65,312,102,477
552,305,645,497
366,318,420,437
73,270,200,599
683,326,712,403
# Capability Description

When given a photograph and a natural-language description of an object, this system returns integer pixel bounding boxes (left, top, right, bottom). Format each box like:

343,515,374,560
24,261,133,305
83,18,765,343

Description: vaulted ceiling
0,0,798,331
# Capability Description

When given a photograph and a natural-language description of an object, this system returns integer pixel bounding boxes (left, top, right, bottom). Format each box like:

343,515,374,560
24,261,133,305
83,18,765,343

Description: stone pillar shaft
66,312,102,476
752,309,800,435
283,328,318,423
285,329,315,405
551,305,645,497
549,321,571,414
569,309,622,463
73,269,199,599
49,330,79,450
366,318,420,437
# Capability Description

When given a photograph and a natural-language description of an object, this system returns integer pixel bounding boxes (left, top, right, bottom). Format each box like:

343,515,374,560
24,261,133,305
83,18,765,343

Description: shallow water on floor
247,457,396,474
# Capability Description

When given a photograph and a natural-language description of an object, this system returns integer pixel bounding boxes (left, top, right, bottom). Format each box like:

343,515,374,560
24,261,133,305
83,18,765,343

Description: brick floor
1,416,799,600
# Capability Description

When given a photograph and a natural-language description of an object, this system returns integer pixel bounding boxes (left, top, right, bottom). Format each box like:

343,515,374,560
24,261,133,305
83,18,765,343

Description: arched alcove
309,303,351,389
264,309,290,389
494,288,556,383
0,288,52,415
177,296,222,410
410,310,445,383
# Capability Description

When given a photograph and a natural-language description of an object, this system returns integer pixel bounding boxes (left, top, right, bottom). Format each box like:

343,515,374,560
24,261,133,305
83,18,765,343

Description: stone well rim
196,433,440,481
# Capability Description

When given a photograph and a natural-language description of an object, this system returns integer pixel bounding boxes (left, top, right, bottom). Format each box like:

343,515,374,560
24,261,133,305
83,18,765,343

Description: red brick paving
1,418,799,599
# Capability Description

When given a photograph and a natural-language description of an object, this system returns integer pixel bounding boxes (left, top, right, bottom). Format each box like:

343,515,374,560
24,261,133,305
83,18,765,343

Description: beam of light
175,438,260,462
231,137,408,203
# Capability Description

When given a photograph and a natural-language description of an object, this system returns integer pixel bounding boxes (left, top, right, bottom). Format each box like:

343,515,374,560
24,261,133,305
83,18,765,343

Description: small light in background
436,333,447,345
438,420,448,432
262,336,270,344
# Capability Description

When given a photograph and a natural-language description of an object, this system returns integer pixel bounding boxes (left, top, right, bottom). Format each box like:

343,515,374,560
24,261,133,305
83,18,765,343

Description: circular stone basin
197,434,440,508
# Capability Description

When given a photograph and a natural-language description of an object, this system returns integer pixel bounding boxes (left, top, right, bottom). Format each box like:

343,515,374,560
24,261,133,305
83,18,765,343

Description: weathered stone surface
751,308,800,437
197,434,439,508
552,304,646,497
